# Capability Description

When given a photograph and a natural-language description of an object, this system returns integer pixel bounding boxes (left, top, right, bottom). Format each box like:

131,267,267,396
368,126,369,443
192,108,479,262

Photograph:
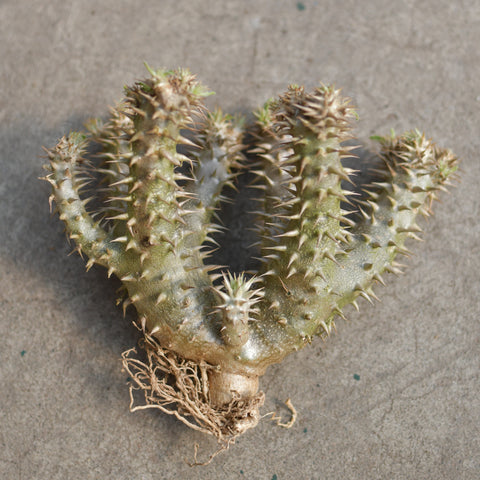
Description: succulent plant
43,67,458,448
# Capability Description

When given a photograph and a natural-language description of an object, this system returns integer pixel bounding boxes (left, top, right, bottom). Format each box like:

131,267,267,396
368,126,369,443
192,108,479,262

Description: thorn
85,258,95,271
324,252,341,266
372,273,386,286
155,292,167,305
112,236,128,243
130,294,141,303
122,298,133,316
357,289,374,304
368,288,381,302
333,308,347,321
269,300,280,310
120,274,136,282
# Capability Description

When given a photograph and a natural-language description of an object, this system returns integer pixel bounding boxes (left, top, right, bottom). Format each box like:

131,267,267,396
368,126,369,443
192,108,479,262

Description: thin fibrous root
187,442,230,467
121,333,265,447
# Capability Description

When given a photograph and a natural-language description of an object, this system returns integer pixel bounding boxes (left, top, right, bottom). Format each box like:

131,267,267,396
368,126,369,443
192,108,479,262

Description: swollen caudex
43,67,458,447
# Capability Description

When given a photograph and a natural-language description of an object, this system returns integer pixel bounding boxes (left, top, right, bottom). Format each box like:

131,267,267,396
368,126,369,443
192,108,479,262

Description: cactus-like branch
43,133,124,273
44,68,458,444
247,128,458,371
180,109,245,263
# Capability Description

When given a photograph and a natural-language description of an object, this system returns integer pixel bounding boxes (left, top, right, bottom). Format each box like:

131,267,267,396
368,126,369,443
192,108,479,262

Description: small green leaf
143,61,156,77
193,85,215,97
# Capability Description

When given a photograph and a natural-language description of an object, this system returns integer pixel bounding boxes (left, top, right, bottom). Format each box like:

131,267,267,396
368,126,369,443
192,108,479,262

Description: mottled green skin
44,68,458,380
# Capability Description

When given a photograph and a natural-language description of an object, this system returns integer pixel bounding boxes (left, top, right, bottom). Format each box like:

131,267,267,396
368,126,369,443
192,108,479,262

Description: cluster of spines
43,133,122,273
181,108,245,258
212,272,264,349
248,85,358,346
44,69,458,377
85,105,134,240
253,86,357,281
318,130,458,322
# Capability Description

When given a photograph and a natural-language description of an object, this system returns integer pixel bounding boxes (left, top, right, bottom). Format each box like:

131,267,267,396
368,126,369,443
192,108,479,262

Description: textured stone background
1,1,479,479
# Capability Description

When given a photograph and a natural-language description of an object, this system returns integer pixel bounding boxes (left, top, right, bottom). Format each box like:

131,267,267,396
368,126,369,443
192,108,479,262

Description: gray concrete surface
1,1,479,478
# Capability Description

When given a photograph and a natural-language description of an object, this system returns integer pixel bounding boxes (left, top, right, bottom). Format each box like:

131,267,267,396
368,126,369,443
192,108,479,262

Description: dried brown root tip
267,397,298,429
121,333,264,445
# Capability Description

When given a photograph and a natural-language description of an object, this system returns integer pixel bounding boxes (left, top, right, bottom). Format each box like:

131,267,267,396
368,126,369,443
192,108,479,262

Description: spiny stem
43,133,124,273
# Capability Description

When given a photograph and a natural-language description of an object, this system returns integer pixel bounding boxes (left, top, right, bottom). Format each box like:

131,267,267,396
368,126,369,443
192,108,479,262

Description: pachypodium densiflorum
44,67,458,442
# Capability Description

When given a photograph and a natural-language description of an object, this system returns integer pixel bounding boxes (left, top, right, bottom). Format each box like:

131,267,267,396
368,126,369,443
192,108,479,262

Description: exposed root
121,333,265,451
187,442,230,467
266,398,297,428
